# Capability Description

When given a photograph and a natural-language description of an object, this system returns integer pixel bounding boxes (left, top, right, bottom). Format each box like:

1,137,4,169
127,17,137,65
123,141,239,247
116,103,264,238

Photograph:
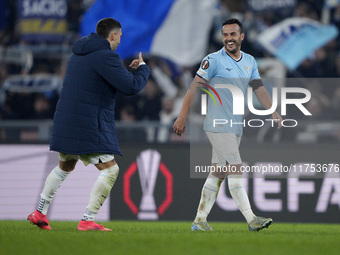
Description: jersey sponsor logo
201,60,210,70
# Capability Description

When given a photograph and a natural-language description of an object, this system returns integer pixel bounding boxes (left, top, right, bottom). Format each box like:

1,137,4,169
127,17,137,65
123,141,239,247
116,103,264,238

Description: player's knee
226,164,243,175
59,160,77,172
100,164,119,186
211,171,226,179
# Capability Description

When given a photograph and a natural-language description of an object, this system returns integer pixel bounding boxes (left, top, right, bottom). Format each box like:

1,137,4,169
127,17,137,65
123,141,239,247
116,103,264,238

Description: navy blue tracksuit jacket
50,33,150,155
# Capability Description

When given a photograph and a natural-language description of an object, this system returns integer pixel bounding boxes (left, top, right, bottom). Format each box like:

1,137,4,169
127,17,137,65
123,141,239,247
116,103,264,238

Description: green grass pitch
1,221,340,255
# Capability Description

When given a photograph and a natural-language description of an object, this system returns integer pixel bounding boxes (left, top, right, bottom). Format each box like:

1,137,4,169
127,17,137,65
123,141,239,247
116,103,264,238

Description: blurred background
0,0,340,222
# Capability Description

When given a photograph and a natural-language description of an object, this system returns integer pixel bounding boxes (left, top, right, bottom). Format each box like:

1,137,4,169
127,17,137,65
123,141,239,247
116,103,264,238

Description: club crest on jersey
244,66,252,73
201,60,210,70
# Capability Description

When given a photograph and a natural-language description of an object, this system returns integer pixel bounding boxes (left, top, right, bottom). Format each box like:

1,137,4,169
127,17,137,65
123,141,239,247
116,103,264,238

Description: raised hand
129,52,144,69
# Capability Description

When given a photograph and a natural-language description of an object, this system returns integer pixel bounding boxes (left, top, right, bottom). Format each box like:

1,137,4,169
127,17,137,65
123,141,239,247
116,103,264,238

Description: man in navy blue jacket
28,18,150,231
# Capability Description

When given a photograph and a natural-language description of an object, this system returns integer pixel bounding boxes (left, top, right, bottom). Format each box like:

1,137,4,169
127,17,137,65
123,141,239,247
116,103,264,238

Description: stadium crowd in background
0,0,340,143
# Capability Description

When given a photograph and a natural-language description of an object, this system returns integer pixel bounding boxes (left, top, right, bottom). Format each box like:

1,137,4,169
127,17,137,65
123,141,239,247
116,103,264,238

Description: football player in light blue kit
174,18,282,231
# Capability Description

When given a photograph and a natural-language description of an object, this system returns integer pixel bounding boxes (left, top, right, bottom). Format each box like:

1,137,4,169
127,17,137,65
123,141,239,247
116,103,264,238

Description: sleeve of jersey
196,56,216,81
249,57,263,91
250,57,261,81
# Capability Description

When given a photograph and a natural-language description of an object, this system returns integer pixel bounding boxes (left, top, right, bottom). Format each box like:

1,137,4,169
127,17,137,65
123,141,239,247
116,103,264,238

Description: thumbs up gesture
129,52,145,70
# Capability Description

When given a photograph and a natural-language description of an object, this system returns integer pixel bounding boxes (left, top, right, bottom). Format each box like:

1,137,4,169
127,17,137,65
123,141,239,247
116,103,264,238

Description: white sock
82,164,119,221
38,166,71,215
228,174,255,223
194,174,223,223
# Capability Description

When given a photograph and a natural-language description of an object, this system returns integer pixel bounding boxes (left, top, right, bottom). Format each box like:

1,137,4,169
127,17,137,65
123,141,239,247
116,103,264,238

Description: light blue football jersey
196,48,261,136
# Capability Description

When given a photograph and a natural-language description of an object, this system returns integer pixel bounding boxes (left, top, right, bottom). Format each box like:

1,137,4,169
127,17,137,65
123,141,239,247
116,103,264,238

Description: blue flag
257,17,338,70
81,0,175,59
81,0,217,66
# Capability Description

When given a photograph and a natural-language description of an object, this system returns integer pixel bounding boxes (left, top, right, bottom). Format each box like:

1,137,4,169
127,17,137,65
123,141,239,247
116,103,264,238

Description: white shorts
59,153,115,166
206,132,242,166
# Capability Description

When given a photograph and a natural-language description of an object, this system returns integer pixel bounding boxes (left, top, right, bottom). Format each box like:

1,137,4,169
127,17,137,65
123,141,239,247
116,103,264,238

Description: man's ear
108,31,115,42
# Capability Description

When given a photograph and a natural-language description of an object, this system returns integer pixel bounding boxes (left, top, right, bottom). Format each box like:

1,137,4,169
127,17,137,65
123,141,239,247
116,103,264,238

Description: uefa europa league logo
123,149,173,219
137,149,161,220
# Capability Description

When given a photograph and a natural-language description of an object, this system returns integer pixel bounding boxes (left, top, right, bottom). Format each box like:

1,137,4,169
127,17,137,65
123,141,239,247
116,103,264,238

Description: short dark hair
222,18,243,33
96,18,121,38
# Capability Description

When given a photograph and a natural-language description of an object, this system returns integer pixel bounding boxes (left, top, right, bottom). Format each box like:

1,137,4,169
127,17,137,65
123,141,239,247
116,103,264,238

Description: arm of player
98,52,150,95
173,75,206,136
254,85,283,129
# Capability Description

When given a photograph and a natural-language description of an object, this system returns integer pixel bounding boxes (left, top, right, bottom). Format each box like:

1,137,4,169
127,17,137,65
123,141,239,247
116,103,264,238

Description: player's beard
111,41,120,51
111,44,118,51
224,39,241,55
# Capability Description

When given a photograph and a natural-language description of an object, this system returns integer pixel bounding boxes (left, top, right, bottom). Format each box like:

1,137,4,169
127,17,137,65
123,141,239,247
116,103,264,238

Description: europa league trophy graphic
137,149,160,220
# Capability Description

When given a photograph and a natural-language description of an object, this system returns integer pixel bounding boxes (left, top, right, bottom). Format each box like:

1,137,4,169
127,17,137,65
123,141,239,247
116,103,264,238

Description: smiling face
221,23,244,57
